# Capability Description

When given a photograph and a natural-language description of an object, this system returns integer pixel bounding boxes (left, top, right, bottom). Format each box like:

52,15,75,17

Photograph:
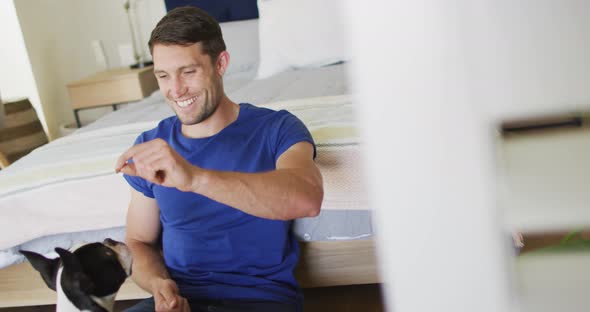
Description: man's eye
157,75,168,79
183,70,195,75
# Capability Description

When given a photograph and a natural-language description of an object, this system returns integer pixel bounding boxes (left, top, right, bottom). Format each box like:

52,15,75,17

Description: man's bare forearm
126,238,171,293
191,167,323,220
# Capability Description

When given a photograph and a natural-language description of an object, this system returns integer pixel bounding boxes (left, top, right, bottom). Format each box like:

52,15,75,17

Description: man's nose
170,78,187,98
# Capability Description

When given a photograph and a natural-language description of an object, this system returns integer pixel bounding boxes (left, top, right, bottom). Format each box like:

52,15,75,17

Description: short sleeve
272,111,316,162
122,134,155,198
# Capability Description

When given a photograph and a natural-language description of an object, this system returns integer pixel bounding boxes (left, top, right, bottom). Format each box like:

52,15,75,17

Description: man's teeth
176,97,196,107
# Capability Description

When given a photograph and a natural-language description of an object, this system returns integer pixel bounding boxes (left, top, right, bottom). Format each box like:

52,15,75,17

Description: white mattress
79,63,350,133
0,63,371,268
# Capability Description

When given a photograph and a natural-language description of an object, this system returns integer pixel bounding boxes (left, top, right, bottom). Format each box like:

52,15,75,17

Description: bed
0,64,379,307
0,1,379,307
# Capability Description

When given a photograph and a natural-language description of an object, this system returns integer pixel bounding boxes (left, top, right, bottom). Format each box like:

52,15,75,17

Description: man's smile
176,95,198,108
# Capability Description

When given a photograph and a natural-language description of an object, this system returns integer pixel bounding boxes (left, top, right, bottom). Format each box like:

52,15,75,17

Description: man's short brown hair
148,6,226,62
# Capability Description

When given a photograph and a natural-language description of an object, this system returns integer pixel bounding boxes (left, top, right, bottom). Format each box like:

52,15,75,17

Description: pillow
256,0,350,79
220,19,260,75
164,0,259,23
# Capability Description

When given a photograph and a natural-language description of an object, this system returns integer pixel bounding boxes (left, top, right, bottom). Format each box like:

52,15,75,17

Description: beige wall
12,0,166,139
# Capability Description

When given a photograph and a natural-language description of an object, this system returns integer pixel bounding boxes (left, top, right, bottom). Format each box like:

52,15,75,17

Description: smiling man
116,6,323,312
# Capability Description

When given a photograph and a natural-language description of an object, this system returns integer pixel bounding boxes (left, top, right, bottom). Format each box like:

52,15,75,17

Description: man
116,6,323,312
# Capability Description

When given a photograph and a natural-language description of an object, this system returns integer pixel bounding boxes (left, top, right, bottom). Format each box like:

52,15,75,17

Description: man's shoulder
240,103,292,123
136,116,177,143
241,103,275,116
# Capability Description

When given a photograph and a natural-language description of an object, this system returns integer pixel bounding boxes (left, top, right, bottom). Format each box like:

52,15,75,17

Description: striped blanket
0,95,367,251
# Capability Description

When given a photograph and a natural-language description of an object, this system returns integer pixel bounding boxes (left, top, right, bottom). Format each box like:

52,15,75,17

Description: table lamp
124,0,153,69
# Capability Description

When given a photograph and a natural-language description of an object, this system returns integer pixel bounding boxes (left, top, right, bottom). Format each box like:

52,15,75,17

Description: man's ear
20,250,59,291
216,50,230,76
55,248,94,295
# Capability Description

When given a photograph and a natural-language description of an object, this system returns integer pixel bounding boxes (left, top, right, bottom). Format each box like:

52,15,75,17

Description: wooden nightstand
67,66,158,127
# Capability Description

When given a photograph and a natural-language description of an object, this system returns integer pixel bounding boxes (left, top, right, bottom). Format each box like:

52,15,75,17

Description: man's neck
181,95,239,139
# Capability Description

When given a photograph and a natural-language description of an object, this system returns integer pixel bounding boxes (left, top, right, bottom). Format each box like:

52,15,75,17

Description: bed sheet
78,63,350,133
0,64,370,268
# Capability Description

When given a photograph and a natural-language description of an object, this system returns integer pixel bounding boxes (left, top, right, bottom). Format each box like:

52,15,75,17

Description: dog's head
20,238,132,312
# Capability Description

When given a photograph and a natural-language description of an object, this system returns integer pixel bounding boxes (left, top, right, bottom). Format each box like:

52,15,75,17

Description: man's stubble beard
175,91,220,126
177,79,223,125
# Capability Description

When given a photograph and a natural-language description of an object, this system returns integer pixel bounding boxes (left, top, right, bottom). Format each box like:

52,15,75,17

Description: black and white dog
20,238,132,312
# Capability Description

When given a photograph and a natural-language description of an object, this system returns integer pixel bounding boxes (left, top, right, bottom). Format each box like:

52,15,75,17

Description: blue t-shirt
123,103,315,305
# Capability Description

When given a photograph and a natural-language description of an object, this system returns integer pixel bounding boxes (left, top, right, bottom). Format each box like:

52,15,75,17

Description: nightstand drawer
67,66,158,109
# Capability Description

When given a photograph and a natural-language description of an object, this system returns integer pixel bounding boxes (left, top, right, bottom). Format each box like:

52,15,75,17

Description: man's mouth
175,96,197,108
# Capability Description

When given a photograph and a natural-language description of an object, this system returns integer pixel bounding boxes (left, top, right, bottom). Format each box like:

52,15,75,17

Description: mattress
0,63,371,268
79,63,350,132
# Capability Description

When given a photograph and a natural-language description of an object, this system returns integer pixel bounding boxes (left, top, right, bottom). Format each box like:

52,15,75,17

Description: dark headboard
164,0,259,22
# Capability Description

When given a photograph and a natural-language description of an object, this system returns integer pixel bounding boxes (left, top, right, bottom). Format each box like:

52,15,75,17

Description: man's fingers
148,158,170,184
169,299,178,309
155,293,177,311
154,292,169,312
155,170,166,184
118,163,137,176
160,288,178,309
115,147,137,172
151,278,182,312
115,140,162,172
117,142,165,174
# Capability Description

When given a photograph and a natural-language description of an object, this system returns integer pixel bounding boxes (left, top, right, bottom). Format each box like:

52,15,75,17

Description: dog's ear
54,247,80,270
55,248,95,295
19,250,59,291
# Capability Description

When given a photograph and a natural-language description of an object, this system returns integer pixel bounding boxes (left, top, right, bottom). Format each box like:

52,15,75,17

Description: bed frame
0,239,379,308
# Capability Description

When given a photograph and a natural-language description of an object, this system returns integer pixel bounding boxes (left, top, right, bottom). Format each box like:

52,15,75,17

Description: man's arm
116,140,323,220
125,188,186,311
192,141,323,220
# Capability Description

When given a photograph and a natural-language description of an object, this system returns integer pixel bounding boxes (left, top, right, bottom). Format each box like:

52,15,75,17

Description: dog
20,238,132,312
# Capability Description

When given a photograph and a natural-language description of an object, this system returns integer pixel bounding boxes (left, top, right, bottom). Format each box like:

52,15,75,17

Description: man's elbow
304,169,324,217
303,186,323,218
280,194,321,220
278,170,323,220
305,203,321,218
278,187,322,220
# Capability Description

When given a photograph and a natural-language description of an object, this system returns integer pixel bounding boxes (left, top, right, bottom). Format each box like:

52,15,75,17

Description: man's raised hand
116,138,201,192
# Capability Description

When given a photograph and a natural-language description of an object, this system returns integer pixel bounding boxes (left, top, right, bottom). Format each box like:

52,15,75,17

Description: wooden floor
0,240,379,308
0,284,385,312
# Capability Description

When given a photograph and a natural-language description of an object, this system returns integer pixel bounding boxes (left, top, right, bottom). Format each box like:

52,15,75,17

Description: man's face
153,43,223,125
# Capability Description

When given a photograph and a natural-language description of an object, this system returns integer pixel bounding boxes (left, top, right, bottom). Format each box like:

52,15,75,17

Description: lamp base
130,60,153,69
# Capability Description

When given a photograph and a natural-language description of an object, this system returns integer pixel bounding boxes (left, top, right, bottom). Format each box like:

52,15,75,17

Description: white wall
12,0,166,139
345,1,513,310
0,0,43,131
461,1,590,120
345,0,590,311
